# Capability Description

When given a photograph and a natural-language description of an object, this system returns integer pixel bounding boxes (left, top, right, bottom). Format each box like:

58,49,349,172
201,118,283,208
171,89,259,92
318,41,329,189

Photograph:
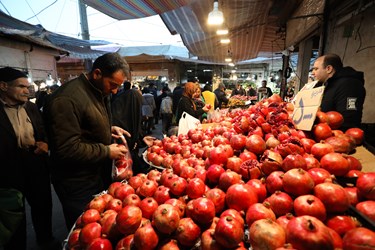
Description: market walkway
26,121,164,249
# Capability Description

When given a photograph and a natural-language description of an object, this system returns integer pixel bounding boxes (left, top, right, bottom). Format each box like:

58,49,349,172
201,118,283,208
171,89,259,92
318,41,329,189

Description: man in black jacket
0,67,58,249
311,53,366,130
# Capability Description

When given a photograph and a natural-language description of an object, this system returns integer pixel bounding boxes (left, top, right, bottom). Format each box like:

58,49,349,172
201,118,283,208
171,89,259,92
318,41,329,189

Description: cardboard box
292,86,325,131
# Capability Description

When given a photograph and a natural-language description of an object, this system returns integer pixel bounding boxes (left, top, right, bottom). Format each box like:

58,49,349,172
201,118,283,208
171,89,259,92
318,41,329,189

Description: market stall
64,94,375,250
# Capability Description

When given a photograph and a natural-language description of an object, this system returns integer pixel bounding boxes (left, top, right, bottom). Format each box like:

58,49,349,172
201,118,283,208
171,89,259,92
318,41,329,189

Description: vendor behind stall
311,53,366,130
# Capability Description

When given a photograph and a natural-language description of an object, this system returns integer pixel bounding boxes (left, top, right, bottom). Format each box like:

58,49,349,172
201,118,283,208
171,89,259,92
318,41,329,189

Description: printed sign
292,86,325,131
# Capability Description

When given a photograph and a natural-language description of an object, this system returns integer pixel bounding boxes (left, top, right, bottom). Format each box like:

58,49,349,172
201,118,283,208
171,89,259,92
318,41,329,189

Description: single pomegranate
282,168,315,197
139,197,158,220
245,134,266,155
239,159,262,181
189,197,216,226
122,194,141,207
133,222,159,250
346,155,363,171
312,123,333,142
307,167,332,185
205,188,226,215
200,229,224,250
356,172,375,200
303,153,321,169
326,111,344,129
105,198,122,213
264,191,294,217
286,215,334,250
320,152,350,176
260,150,283,175
249,218,286,250
310,142,334,160
342,227,375,250
81,209,101,225
157,239,180,250
78,222,102,248
175,217,201,247
345,127,365,145
276,213,294,232
324,136,354,154
327,227,343,250
313,182,350,214
86,238,112,250
218,170,242,191
206,164,225,186
225,183,258,213
116,205,142,235
265,170,284,194
281,154,308,171
293,195,327,222
214,215,244,249
220,208,245,228
355,200,375,221
246,202,276,227
325,215,359,237
153,185,171,205
152,204,180,235
246,178,267,202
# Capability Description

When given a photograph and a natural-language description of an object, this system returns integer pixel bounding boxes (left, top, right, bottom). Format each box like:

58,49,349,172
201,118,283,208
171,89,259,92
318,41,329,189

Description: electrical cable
24,0,42,23
0,1,12,16
25,0,58,22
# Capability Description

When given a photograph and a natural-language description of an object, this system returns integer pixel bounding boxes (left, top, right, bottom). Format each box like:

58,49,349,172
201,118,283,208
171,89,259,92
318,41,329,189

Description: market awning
81,0,197,20
81,0,325,64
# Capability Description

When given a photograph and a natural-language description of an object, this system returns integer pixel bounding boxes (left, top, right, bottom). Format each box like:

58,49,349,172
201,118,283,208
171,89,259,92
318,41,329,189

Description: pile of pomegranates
66,94,375,250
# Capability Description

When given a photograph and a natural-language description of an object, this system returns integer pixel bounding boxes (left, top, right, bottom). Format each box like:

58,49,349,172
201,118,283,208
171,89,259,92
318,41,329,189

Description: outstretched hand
111,126,131,145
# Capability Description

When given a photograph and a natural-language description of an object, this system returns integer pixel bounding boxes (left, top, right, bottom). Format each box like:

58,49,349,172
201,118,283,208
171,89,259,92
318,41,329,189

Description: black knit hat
0,67,28,82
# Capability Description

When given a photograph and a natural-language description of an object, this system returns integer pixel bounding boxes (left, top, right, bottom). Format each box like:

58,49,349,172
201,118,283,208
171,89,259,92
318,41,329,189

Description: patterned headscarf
183,82,197,109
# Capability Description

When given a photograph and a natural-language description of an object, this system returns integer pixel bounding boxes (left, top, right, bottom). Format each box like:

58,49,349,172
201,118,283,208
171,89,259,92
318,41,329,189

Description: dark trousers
52,174,104,230
4,150,53,250
161,113,173,134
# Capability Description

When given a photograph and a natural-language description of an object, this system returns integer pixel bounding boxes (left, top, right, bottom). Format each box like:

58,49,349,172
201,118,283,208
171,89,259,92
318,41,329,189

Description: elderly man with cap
0,67,58,249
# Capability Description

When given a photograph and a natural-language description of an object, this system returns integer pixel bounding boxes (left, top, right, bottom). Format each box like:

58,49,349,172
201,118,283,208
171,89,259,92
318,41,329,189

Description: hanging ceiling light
220,38,230,44
216,24,229,35
208,0,224,25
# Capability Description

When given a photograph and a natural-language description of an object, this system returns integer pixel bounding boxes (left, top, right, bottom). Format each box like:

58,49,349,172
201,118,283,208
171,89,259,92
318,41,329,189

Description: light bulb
208,1,224,25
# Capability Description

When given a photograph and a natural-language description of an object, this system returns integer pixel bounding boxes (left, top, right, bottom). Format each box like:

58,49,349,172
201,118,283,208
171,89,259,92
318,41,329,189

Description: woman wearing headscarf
176,82,210,123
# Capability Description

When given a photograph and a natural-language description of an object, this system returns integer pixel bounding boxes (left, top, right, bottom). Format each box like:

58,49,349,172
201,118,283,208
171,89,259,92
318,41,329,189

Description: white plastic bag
177,112,200,135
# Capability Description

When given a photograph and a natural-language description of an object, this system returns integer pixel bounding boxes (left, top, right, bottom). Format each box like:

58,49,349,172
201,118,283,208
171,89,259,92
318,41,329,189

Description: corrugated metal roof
0,11,110,59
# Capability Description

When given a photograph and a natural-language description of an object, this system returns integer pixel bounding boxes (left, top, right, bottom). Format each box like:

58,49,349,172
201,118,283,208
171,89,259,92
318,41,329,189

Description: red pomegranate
356,172,375,200
245,134,266,155
116,205,142,235
355,200,375,221
133,222,159,250
313,182,350,214
281,154,308,171
342,227,375,249
206,164,225,186
218,170,242,191
164,198,186,218
293,195,327,222
186,177,206,199
320,152,350,176
246,178,268,202
226,156,243,173
245,202,276,227
307,167,332,185
122,194,141,207
239,159,262,181
265,170,285,194
153,185,171,205
312,123,333,142
157,239,180,250
115,234,134,250
79,222,102,247
86,238,112,250
326,111,344,129
205,188,226,215
220,208,245,228
282,168,315,197
189,197,216,226
286,215,334,250
225,183,258,213
325,215,359,237
345,127,365,145
310,142,334,160
139,197,158,220
214,215,244,249
152,204,180,235
174,217,201,247
264,191,294,217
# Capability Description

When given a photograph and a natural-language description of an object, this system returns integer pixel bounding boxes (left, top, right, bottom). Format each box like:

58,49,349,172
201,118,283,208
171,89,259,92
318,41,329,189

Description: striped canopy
82,0,325,63
81,0,197,20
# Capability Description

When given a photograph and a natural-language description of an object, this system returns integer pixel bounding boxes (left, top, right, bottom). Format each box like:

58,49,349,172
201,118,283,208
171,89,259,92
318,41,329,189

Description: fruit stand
64,94,375,250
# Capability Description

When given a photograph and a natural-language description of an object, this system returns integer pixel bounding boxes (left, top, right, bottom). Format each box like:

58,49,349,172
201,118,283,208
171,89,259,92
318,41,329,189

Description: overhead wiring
25,0,58,22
